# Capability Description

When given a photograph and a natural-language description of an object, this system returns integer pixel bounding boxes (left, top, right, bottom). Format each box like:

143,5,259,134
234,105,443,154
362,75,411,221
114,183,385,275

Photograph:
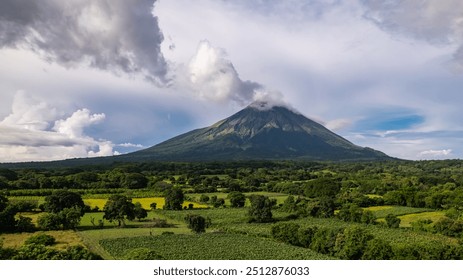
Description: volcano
128,102,390,161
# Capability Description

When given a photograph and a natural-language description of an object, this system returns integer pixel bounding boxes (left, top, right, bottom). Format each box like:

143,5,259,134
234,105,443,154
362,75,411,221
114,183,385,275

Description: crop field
365,206,431,218
83,197,207,210
99,233,334,260
398,211,446,227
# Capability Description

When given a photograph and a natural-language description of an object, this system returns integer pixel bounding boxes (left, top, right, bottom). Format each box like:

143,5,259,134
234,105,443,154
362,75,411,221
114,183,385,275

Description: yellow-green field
0,230,84,250
83,197,207,210
365,205,393,211
398,211,446,227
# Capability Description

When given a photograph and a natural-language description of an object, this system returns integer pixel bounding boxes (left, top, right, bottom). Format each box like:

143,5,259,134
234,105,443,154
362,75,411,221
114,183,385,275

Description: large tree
103,195,135,227
248,195,276,223
228,192,246,208
44,190,85,215
163,187,184,210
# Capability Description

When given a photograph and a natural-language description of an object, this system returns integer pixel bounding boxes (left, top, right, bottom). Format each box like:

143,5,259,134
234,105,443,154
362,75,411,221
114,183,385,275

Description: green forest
2,159,463,260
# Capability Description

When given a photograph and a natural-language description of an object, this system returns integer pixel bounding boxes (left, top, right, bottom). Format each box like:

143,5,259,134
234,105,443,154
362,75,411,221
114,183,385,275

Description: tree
184,214,209,233
362,238,394,260
385,214,401,228
103,195,135,227
37,213,62,230
0,194,8,212
199,194,210,203
213,198,225,208
228,192,246,208
122,173,148,189
334,226,373,260
150,202,157,211
248,195,276,223
134,202,148,221
43,190,85,215
0,205,17,232
59,207,82,229
163,188,184,210
361,210,377,225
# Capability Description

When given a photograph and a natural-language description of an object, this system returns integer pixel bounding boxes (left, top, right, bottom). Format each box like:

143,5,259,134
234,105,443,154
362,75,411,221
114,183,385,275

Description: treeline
271,223,463,260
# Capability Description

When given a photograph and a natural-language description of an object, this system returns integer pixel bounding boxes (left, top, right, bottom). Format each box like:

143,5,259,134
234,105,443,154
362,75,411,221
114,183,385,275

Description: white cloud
1,91,58,131
185,40,261,105
0,93,115,162
117,143,145,148
419,149,453,158
325,119,353,131
53,109,105,139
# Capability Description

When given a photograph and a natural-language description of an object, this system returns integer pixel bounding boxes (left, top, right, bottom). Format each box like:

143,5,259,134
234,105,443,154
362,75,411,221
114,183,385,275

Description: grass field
398,211,446,227
0,230,84,250
365,205,431,218
99,233,334,260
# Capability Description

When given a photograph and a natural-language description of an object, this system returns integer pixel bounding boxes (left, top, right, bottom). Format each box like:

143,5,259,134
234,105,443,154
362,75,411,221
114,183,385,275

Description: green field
99,233,333,260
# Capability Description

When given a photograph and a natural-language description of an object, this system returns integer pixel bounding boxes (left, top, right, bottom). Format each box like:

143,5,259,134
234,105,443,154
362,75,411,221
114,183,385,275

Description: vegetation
3,159,463,259
99,233,333,260
103,195,135,227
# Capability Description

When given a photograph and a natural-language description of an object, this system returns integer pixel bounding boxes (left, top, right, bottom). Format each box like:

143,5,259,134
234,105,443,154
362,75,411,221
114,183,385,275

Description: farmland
100,233,333,260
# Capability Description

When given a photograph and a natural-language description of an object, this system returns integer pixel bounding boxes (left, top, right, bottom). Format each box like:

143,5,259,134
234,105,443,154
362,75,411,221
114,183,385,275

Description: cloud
0,93,116,162
185,40,262,105
361,0,463,70
419,149,453,158
1,91,58,131
325,119,353,131
53,109,105,139
0,0,168,84
117,143,145,148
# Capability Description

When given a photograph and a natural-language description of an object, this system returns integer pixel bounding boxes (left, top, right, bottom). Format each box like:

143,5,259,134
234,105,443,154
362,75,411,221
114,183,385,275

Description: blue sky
1,0,463,162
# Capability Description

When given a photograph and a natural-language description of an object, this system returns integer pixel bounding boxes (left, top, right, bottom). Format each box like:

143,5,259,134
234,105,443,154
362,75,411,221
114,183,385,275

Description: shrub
271,223,301,246
125,248,164,260
362,239,394,260
184,214,208,234
385,214,401,228
24,234,56,246
37,213,62,230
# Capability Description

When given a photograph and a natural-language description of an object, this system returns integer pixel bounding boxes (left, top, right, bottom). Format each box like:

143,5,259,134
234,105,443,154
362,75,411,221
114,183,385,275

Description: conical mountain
129,102,390,161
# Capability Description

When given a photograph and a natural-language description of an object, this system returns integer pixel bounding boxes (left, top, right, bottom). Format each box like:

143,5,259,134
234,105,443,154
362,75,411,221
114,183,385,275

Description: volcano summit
128,102,390,161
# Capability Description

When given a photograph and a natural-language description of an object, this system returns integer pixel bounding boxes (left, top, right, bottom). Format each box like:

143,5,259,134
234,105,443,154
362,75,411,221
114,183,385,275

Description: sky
1,0,463,162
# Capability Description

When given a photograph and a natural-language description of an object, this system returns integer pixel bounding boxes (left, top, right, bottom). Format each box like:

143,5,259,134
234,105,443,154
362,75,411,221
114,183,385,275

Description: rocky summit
128,102,390,161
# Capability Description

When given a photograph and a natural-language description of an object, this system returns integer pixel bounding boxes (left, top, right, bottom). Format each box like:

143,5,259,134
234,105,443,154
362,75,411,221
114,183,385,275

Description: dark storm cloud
0,0,168,84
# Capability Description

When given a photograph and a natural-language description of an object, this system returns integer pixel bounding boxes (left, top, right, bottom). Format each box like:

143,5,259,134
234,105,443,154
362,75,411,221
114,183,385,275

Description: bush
37,213,62,230
271,223,301,246
362,239,394,260
228,192,246,208
16,216,35,232
385,214,401,228
125,248,164,260
334,226,373,260
24,234,56,246
184,214,209,234
360,210,376,225
297,226,318,248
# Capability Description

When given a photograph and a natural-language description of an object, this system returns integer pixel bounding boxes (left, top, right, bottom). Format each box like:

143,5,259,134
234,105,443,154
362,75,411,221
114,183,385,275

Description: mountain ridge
128,103,391,161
